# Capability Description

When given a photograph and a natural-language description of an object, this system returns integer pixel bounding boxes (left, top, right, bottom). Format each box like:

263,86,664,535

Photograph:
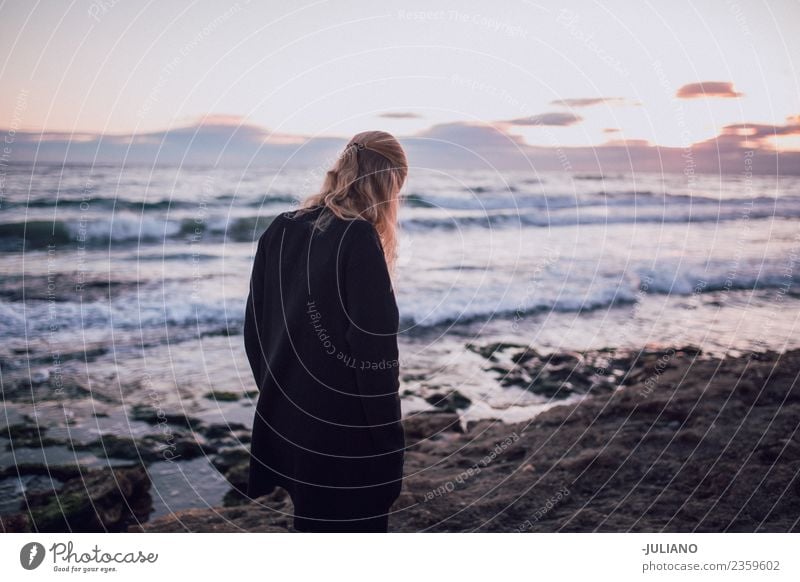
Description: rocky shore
3,344,799,533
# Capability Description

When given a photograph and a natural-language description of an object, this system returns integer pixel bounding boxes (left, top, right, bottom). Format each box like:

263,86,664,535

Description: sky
1,0,799,172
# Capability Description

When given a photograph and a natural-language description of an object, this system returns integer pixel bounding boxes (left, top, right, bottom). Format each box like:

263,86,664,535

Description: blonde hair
296,130,408,274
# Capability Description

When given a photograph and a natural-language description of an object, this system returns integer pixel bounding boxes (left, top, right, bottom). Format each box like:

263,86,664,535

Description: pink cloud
192,113,249,126
719,116,800,139
676,81,743,99
5,115,800,173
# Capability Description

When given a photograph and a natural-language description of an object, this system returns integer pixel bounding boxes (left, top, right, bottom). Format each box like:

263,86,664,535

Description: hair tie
351,141,366,151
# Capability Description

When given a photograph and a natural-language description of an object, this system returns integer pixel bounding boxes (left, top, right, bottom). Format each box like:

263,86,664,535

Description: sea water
1,163,798,517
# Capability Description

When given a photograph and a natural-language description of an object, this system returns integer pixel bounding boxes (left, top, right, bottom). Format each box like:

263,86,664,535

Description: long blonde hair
296,130,408,274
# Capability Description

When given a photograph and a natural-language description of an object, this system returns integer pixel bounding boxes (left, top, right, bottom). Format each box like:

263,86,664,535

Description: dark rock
3,424,44,439
402,411,463,444
204,391,242,402
200,327,237,338
70,435,156,461
220,463,251,507
510,347,541,364
165,433,217,460
130,488,291,532
424,390,472,412
10,347,800,534
199,422,248,439
0,462,86,481
2,464,152,532
545,352,582,366
402,372,428,382
128,404,204,430
211,446,251,474
69,431,216,463
0,513,30,532
465,341,526,362
2,423,72,449
478,342,620,399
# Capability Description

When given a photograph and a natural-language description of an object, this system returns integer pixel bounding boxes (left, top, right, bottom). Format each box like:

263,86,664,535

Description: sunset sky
1,0,799,171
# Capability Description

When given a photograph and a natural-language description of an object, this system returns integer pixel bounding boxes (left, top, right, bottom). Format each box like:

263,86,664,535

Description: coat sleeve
342,222,405,453
244,234,266,391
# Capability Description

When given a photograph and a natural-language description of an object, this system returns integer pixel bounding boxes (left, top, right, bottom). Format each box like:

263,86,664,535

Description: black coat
243,204,405,530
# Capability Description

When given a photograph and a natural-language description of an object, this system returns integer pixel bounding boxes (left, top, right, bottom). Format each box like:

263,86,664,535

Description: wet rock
2,423,70,449
7,347,799,533
402,412,463,451
510,347,541,364
402,372,428,382
424,390,471,412
479,344,625,398
2,464,152,532
69,432,217,462
525,378,570,398
465,341,526,362
221,462,251,507
70,435,157,461
0,463,85,481
205,446,255,506
204,391,242,402
211,445,251,475
200,327,238,338
128,404,204,430
545,352,582,366
166,433,217,460
198,422,249,439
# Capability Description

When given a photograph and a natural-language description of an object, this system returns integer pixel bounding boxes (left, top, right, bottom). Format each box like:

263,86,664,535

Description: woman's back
244,204,405,511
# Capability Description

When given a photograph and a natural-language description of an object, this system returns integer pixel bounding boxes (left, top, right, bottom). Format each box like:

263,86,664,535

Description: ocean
1,163,799,517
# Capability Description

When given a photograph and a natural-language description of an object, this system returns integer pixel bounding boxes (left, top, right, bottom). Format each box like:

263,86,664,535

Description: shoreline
2,344,797,532
138,346,800,532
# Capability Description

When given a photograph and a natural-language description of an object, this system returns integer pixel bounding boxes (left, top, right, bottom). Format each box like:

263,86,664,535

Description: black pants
290,484,395,533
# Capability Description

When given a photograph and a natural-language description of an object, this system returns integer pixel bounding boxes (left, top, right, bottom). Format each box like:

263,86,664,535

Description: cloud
2,118,341,166
503,112,583,126
192,113,248,126
402,120,800,174
4,115,800,174
719,116,800,139
403,121,530,169
550,97,630,107
691,115,800,155
413,121,526,147
676,81,743,99
378,111,422,119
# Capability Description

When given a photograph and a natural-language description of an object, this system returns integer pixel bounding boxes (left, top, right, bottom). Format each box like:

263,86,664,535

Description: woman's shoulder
272,204,379,246
278,205,318,222
339,216,381,248
288,205,377,235
341,215,377,234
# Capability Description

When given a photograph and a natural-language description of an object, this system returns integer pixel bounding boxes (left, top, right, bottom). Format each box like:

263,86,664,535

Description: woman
243,130,408,533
